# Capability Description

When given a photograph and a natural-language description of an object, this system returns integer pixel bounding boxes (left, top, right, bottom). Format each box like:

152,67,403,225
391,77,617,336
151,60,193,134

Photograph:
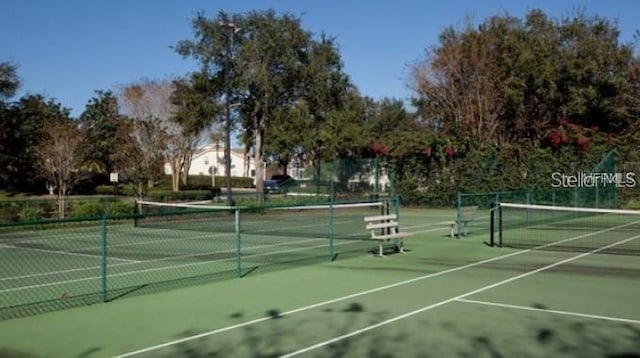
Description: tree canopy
0,8,638,207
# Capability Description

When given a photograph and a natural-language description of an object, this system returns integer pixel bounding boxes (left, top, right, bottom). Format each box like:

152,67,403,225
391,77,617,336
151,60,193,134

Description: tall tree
0,61,20,103
171,75,222,188
79,90,124,176
1,95,70,191
177,10,357,197
0,61,20,189
118,80,170,196
297,35,356,164
35,119,89,217
177,10,313,197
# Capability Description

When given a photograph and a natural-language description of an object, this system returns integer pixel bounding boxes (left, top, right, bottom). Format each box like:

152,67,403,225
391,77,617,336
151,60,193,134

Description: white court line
115,251,528,358
0,236,327,284
0,231,237,282
2,220,381,283
0,213,352,253
2,224,244,251
0,243,138,263
456,299,640,325
0,237,360,293
279,234,640,357
0,217,362,283
114,218,640,357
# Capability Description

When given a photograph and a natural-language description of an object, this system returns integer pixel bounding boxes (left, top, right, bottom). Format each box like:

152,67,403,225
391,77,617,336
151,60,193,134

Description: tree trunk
58,188,66,219
171,162,180,192
254,115,265,201
174,175,180,191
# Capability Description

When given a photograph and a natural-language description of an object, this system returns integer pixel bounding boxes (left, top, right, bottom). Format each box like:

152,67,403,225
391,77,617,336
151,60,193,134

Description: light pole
223,22,241,206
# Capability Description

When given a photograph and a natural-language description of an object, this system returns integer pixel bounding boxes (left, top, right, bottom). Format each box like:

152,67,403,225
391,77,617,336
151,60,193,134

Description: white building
164,144,259,179
164,144,390,190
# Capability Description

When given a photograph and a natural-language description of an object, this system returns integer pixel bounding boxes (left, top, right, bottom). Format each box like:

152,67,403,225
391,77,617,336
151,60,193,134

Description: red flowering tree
547,118,600,154
370,141,390,156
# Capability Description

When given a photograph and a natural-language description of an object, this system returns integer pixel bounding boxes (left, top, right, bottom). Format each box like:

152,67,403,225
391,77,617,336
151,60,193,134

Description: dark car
270,174,294,185
263,180,281,194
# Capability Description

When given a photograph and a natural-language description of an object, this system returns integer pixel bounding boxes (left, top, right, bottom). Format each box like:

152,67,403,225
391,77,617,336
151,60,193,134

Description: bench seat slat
371,232,412,240
364,214,397,222
366,221,399,230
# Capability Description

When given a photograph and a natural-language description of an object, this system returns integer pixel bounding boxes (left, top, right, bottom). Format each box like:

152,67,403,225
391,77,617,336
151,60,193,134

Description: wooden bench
364,214,414,257
446,206,478,238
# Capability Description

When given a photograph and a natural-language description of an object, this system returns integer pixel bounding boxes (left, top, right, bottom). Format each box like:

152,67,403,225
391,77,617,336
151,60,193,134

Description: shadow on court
124,299,640,358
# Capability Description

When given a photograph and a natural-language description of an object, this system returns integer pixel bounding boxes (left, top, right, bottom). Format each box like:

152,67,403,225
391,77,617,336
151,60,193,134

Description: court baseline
115,219,638,357
455,298,640,325
279,234,640,357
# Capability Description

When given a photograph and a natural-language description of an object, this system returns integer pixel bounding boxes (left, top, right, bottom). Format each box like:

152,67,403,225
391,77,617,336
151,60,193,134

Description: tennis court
0,201,394,317
0,206,638,357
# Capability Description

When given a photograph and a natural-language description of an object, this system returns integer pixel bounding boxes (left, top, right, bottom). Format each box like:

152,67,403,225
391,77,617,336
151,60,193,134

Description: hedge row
0,198,135,223
95,176,255,196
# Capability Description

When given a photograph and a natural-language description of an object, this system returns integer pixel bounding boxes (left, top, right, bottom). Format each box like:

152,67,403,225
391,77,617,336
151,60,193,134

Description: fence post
328,201,334,261
374,156,380,194
235,208,241,278
394,196,400,225
456,192,462,239
100,215,108,303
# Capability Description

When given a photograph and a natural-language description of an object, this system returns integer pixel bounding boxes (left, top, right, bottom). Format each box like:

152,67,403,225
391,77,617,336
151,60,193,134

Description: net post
394,196,400,238
235,208,241,278
489,202,495,246
327,186,334,262
133,201,139,227
498,203,503,247
100,215,108,303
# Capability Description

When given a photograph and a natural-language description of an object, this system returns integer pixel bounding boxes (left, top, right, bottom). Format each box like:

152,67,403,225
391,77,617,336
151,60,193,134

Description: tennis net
491,203,640,255
134,200,388,241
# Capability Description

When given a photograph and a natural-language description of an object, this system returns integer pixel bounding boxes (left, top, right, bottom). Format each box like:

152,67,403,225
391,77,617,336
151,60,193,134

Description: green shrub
68,199,133,218
95,185,120,195
18,206,44,221
104,200,135,216
146,190,214,202
232,177,254,188
69,201,105,218
624,199,640,210
0,202,21,222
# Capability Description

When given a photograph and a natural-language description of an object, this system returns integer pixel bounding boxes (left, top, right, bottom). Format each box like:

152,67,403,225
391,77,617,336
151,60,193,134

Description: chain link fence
0,197,395,320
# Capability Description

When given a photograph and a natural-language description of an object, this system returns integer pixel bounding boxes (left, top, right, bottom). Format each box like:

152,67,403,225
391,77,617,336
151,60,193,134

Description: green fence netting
0,197,396,320
285,157,394,201
456,151,622,237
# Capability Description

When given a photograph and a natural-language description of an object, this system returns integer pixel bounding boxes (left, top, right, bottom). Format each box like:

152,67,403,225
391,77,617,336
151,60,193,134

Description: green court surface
0,207,639,357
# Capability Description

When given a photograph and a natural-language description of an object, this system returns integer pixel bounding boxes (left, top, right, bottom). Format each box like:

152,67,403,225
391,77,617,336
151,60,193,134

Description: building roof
192,144,247,160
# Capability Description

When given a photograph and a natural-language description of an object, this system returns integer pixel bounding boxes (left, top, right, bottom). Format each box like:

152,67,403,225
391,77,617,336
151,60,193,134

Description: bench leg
378,242,384,257
397,239,405,253
450,224,455,238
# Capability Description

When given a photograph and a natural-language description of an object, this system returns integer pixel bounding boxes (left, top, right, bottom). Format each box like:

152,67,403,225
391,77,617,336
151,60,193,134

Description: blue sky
1,0,638,117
